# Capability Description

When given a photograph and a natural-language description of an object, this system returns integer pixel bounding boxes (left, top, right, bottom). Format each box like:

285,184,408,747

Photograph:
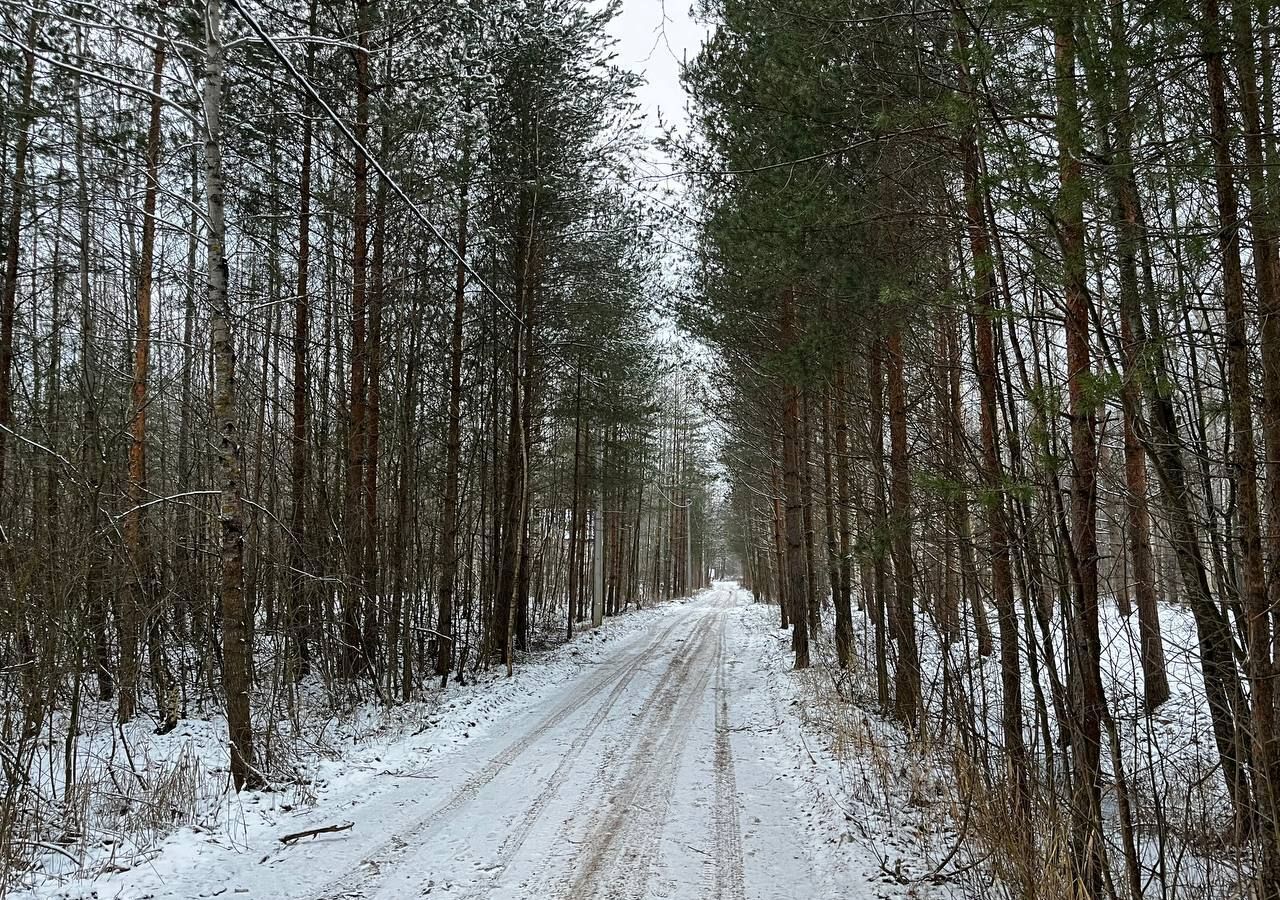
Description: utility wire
227,0,688,387
223,0,522,321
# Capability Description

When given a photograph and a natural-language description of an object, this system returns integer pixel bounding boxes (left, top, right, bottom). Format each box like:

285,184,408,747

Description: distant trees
685,0,1280,895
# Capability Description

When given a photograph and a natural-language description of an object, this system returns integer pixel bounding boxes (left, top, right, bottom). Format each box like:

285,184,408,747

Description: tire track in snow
559,603,723,900
308,609,695,900
453,610,720,900
711,622,745,900
603,622,718,900
593,614,720,899
587,608,718,792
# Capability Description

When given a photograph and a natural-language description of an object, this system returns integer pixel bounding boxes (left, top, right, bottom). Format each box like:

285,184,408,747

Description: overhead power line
222,0,521,321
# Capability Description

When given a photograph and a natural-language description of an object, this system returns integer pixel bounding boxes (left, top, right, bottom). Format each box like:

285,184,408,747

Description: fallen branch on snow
278,822,354,844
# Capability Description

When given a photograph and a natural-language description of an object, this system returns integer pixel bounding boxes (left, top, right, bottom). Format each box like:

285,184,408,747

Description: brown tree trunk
494,315,522,665
566,367,583,637
867,342,891,711
0,13,38,536
780,293,809,668
363,178,385,673
495,191,536,669
342,0,372,679
392,311,420,700
72,40,113,702
205,0,259,792
1125,225,1256,829
830,374,854,667
120,10,169,728
1099,13,1171,711
515,300,536,647
800,391,819,636
1090,26,1254,822
1056,11,1106,891
287,0,318,681
1205,0,1280,872
954,31,1028,809
932,314,958,643
885,328,920,729
1227,3,1280,881
437,165,470,684
1229,1,1280,656
770,457,789,631
1109,110,1171,712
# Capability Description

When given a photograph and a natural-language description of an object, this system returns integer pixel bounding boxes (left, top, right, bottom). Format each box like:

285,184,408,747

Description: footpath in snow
26,584,950,900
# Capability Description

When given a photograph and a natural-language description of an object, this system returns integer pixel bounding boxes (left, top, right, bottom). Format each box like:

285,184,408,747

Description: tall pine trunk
885,327,920,729
1055,11,1106,891
121,10,169,728
1204,0,1279,872
958,47,1028,813
437,161,470,683
204,0,258,793
830,374,854,667
1103,34,1171,712
1226,3,1280,881
0,13,38,536
780,293,809,668
287,0,318,681
342,0,372,679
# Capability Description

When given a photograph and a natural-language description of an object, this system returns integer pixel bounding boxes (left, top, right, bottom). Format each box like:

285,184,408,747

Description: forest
0,0,717,889
689,0,1280,897
3,0,1280,897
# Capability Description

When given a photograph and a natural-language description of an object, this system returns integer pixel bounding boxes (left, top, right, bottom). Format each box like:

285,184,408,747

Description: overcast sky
607,0,705,140
607,2,716,428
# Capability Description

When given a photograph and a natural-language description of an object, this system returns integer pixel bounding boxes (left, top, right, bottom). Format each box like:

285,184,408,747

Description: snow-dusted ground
21,584,952,900
829,584,1244,897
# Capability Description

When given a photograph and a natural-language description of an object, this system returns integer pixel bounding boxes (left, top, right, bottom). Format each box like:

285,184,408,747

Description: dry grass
789,620,1260,899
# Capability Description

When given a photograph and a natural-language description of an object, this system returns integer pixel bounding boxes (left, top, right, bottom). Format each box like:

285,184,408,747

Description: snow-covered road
33,585,913,900
282,585,810,900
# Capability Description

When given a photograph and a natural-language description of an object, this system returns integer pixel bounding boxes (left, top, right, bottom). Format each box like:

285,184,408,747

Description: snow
15,599,676,898
18,584,964,900
735,603,976,899
832,584,1246,897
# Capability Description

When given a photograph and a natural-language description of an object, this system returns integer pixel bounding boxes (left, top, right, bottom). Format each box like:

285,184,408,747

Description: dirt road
265,586,817,900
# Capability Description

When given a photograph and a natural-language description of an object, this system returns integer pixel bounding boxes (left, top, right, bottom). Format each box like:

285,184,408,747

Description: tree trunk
1205,0,1280,869
592,460,604,629
1056,11,1106,891
1113,149,1170,714
956,38,1029,813
780,293,809,668
437,163,469,684
205,0,259,793
885,328,920,729
770,457,789,631
0,12,38,533
72,37,112,702
566,366,583,638
363,177,385,674
831,373,854,667
1226,2,1280,880
800,391,819,636
120,10,169,728
288,0,318,681
343,0,372,679
867,342,891,711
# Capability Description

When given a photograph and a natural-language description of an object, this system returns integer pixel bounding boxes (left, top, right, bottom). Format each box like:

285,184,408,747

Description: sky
606,2,723,468
608,0,706,142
